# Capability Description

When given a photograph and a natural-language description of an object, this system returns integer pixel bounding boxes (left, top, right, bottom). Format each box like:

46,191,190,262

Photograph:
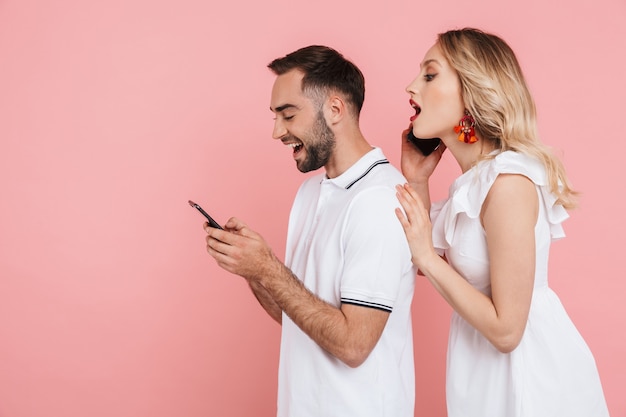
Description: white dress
431,151,610,417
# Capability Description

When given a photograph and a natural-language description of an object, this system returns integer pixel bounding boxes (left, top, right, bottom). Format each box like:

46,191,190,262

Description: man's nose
272,118,287,140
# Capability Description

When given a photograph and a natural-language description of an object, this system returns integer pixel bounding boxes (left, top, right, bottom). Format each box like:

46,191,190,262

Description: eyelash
425,73,436,82
272,115,294,121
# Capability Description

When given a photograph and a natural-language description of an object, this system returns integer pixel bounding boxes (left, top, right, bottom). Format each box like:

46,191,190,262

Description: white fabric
277,147,417,417
431,151,610,417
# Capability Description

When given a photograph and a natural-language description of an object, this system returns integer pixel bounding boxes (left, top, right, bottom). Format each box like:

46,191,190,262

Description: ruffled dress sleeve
430,151,570,254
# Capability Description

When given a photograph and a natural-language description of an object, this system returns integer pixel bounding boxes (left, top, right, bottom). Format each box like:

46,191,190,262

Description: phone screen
188,200,223,229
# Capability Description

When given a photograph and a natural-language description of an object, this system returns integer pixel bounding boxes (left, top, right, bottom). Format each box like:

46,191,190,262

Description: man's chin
296,160,323,173
296,163,312,173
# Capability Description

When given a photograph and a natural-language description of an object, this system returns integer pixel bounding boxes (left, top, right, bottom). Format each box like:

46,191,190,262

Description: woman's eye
425,73,436,81
284,115,294,121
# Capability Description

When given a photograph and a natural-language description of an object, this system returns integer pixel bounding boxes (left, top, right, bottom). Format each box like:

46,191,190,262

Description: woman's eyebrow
421,58,441,68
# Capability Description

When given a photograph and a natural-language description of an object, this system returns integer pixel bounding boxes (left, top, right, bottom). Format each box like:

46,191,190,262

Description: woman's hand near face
400,126,446,186
400,126,446,211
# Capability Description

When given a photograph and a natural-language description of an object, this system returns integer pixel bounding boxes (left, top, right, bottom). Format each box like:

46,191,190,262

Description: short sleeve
430,151,570,252
340,186,414,312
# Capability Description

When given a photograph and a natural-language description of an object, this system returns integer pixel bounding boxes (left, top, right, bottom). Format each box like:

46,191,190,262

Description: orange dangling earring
454,110,478,143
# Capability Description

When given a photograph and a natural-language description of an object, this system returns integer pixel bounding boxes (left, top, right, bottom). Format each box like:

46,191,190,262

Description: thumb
225,217,257,238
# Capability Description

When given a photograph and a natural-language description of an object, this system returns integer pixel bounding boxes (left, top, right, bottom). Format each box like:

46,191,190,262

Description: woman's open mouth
410,99,421,122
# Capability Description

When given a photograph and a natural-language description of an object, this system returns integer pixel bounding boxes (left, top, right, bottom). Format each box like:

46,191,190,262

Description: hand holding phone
188,200,223,229
407,130,441,156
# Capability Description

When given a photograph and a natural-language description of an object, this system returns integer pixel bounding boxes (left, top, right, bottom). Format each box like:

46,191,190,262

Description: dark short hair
268,45,365,116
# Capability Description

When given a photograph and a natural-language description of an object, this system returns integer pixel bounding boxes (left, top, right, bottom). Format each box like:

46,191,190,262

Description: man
204,45,416,417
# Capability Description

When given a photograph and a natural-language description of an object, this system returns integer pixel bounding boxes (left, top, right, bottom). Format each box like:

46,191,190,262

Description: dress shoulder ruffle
431,151,569,251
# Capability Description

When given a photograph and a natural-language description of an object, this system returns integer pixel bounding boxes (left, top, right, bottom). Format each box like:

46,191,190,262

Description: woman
395,28,609,417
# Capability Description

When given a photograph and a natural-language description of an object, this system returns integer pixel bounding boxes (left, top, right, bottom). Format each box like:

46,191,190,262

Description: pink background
1,0,624,416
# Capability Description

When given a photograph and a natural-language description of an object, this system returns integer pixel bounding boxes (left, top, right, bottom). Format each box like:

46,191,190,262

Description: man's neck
324,130,373,179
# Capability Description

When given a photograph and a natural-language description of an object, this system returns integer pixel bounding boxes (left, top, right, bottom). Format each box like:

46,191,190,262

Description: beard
296,111,336,173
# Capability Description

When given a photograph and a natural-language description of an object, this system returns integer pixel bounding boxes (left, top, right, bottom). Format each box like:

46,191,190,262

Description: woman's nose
405,77,419,95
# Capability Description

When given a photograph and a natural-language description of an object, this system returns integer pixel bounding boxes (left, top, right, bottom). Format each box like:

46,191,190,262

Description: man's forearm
248,280,282,324
256,262,384,368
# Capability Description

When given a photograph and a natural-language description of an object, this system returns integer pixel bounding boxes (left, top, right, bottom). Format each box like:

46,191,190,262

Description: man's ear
325,95,347,124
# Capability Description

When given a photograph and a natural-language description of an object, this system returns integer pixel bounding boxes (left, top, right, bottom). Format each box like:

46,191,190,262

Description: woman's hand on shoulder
395,183,439,270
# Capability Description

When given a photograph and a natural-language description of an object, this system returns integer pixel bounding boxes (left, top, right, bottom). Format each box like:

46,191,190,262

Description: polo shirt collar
323,147,389,189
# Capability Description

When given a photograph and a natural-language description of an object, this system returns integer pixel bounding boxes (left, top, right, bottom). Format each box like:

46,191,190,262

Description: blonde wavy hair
438,28,577,209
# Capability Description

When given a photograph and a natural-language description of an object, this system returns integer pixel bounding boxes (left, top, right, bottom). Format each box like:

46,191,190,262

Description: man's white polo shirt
277,147,416,417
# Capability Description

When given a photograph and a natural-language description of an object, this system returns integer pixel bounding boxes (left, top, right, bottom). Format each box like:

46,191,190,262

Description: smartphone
188,200,223,229
407,130,441,156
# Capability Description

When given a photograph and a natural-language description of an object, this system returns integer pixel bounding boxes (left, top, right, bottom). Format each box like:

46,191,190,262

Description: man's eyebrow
271,104,298,113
